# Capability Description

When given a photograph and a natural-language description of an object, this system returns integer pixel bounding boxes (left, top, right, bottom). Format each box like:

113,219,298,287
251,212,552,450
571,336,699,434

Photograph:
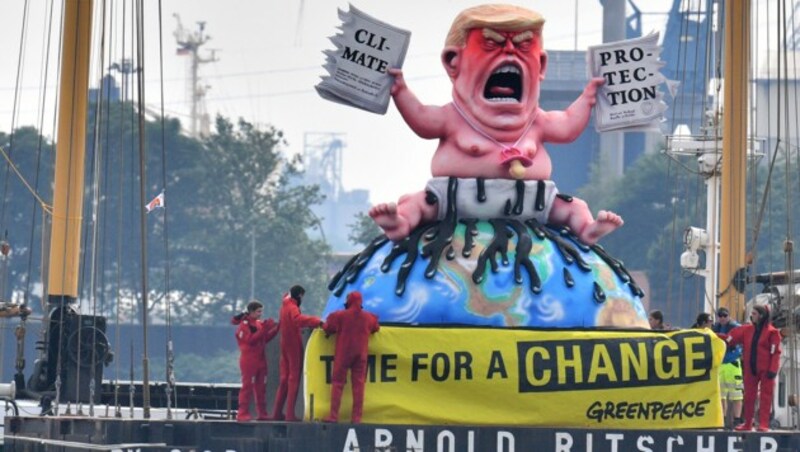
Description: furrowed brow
482,28,506,43
511,30,534,44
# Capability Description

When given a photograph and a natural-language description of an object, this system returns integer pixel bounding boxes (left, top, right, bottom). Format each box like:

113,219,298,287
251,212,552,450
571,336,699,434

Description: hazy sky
0,0,674,204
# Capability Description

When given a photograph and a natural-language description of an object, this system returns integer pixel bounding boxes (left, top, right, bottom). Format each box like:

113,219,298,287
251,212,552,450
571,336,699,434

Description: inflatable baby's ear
441,46,461,79
538,50,548,81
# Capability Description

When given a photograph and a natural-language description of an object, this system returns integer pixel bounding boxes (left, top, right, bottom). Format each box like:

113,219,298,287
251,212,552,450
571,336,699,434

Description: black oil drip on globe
329,177,642,299
459,218,479,258
328,235,388,295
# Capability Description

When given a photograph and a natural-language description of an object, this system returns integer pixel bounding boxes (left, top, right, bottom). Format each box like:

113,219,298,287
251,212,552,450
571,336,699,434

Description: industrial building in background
302,132,370,253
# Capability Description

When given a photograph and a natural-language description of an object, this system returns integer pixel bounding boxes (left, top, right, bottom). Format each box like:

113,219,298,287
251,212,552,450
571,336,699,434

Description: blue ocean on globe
324,219,648,328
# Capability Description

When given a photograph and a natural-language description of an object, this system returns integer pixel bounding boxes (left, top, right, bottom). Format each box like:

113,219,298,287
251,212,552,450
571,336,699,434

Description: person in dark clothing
271,285,322,421
692,312,714,329
720,305,782,432
232,300,279,421
322,291,380,424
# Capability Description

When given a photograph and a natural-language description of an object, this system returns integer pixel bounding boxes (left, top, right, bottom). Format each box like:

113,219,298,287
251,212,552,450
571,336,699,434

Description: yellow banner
304,326,725,428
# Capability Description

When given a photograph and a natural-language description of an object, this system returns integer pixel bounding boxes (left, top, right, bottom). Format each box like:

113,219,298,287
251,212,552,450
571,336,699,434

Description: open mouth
484,64,522,102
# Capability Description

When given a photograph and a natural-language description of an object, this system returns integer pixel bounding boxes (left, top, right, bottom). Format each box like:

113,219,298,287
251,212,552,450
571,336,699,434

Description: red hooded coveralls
322,291,380,423
271,293,321,421
722,311,782,430
233,315,279,420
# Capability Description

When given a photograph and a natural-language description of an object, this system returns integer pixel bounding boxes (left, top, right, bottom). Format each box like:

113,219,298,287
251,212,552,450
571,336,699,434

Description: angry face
445,27,546,134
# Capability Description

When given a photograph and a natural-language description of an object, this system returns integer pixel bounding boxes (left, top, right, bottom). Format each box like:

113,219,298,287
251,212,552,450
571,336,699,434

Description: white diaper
424,177,558,222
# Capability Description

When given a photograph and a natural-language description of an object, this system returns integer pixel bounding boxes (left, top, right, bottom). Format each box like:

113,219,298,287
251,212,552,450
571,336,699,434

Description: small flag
145,192,165,213
176,46,191,56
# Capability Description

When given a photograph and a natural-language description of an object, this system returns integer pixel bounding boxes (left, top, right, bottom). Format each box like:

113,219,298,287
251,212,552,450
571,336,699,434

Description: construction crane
173,14,218,138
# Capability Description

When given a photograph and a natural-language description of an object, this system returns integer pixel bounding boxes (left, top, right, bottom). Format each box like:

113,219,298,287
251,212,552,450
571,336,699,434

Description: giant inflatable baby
370,4,622,245
324,4,648,329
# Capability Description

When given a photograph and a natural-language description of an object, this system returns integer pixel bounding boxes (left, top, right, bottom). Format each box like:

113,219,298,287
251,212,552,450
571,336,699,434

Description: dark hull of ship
4,415,800,451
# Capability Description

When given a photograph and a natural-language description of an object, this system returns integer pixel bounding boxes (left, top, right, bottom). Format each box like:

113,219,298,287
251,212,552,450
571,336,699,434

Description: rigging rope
1,0,32,232
112,0,126,417
134,0,152,418
156,0,177,416
779,0,799,429
0,146,53,215
83,0,111,416
25,0,59,318
0,0,34,381
126,0,139,419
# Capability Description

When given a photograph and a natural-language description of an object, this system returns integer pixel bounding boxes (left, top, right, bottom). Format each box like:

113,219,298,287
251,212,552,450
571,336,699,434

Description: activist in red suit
232,300,279,422
271,285,322,421
720,305,782,432
322,291,380,424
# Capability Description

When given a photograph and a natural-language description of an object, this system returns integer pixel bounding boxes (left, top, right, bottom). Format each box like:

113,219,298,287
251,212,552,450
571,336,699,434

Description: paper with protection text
588,33,679,132
316,4,410,114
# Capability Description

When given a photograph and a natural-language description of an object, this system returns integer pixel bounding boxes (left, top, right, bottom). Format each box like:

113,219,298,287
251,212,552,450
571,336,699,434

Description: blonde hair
445,4,545,47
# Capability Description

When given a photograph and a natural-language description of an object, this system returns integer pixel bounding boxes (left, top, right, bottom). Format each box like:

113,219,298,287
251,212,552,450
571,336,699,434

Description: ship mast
48,0,93,305
718,0,750,316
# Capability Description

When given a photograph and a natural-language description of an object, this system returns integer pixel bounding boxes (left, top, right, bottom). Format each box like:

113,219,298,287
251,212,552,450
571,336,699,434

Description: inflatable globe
324,217,648,328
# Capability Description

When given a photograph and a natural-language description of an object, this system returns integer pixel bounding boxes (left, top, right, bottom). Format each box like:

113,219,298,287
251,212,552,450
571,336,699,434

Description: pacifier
500,147,532,179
